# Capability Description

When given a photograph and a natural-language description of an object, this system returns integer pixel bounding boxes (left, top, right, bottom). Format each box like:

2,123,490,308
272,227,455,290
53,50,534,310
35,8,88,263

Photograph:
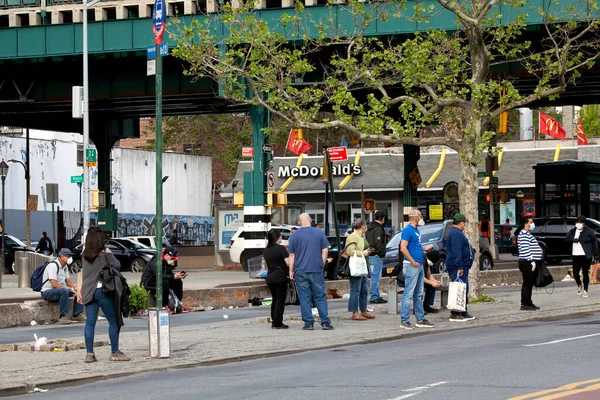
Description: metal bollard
16,257,30,288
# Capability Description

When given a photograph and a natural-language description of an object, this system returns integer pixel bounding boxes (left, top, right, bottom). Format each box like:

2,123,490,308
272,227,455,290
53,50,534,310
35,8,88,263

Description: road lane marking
387,381,449,400
536,382,600,399
388,394,418,400
523,333,600,347
508,377,600,399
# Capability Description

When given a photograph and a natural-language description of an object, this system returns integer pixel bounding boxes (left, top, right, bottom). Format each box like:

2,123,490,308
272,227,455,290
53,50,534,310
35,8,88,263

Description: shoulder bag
336,242,357,279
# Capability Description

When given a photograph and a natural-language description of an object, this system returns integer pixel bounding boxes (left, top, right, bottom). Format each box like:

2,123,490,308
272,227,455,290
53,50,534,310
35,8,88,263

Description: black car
511,217,600,264
383,221,494,274
325,236,346,280
69,238,156,273
2,235,36,274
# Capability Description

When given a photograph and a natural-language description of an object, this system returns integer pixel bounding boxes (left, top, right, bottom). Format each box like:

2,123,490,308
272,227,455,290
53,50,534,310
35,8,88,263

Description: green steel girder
1,0,599,60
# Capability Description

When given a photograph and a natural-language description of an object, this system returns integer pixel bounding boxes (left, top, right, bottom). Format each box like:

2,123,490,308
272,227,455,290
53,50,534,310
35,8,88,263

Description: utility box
148,308,170,358
98,208,117,232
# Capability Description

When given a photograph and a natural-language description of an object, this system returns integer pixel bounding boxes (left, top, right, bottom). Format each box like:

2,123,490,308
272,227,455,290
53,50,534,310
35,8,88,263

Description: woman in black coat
263,229,290,329
565,215,599,298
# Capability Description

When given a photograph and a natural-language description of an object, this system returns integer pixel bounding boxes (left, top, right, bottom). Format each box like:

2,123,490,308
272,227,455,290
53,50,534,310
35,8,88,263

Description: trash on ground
342,293,350,299
34,334,47,351
28,388,49,393
98,316,106,320
30,321,37,326
223,314,229,319
563,275,575,281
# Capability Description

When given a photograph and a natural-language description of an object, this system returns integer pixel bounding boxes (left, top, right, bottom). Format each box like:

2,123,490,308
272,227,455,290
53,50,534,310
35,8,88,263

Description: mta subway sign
153,0,166,44
278,163,362,178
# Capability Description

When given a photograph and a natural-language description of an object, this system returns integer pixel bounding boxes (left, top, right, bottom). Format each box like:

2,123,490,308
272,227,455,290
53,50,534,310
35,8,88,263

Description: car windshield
387,232,401,249
418,224,444,243
10,236,27,247
114,239,150,250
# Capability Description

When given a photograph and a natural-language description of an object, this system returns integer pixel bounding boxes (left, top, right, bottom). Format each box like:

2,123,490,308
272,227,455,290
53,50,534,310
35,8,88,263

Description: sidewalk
0,279,597,396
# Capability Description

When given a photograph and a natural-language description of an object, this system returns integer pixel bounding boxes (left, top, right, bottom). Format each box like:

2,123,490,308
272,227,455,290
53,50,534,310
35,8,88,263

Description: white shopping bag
349,253,369,277
447,278,467,312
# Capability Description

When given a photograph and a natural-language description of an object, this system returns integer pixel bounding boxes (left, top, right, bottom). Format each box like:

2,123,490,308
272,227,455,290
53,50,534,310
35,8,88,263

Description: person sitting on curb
40,248,85,325
423,250,442,314
141,246,190,314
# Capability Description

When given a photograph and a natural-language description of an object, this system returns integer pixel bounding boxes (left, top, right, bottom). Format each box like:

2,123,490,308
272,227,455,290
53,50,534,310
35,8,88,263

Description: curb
1,303,599,397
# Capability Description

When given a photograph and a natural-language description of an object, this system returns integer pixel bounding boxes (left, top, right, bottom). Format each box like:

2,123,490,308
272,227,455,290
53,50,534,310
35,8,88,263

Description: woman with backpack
516,217,543,311
78,227,131,363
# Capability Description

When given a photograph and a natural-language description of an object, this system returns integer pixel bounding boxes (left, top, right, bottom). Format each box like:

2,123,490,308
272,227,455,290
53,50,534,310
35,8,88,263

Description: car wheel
434,257,447,274
130,258,146,273
70,260,83,274
240,252,249,272
480,253,493,271
546,257,562,265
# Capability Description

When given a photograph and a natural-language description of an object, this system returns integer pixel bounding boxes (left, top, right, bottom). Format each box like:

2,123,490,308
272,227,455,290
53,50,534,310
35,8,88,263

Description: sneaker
531,304,540,310
58,316,72,325
424,305,439,314
110,351,131,362
370,298,387,304
583,290,589,298
416,319,435,328
85,353,97,363
462,313,476,321
578,285,583,296
449,314,467,322
321,322,334,330
520,304,537,311
272,324,289,329
302,323,314,331
400,321,415,330
71,314,87,323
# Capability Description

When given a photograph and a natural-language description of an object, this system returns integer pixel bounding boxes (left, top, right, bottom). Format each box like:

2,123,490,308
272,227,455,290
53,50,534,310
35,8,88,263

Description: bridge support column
402,144,420,228
242,106,271,270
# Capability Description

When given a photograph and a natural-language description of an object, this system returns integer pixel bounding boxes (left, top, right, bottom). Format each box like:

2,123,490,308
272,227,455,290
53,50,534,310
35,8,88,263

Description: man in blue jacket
446,213,476,322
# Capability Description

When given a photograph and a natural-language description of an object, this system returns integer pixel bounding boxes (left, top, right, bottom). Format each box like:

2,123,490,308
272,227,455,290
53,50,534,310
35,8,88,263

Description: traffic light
499,112,508,134
364,199,376,213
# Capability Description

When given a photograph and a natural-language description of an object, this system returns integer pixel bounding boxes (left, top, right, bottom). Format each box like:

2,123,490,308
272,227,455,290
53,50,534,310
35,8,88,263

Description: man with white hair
288,213,334,330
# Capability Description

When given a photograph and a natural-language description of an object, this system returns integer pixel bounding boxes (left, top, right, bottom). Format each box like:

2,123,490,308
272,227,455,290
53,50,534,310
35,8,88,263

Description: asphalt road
11,311,600,400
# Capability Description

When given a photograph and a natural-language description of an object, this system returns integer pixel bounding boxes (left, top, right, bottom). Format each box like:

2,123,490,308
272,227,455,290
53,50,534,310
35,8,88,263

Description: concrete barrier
0,266,572,329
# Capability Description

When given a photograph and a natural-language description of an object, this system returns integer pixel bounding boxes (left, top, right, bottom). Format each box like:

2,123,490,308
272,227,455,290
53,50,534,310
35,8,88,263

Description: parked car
324,236,346,280
511,217,600,264
120,236,170,249
229,225,296,271
383,221,494,274
69,238,155,273
2,235,36,274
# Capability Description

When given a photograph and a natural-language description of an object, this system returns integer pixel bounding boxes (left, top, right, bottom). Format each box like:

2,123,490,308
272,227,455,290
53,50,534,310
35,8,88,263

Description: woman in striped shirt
517,217,544,311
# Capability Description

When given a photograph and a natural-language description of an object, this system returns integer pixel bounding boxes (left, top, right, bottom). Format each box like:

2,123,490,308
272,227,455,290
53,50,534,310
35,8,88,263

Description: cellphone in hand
180,270,187,275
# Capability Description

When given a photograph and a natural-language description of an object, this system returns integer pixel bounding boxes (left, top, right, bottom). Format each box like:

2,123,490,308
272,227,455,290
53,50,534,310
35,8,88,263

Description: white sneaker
583,290,589,298
577,286,583,296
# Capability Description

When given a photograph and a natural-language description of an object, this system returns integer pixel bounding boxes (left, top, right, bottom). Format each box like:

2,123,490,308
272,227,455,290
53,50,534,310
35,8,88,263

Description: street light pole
82,0,100,244
0,160,9,288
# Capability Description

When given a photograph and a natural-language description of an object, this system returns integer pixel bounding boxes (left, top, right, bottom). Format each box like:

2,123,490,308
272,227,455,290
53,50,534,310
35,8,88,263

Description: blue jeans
348,276,368,312
84,288,120,354
41,287,84,317
401,263,425,323
448,268,469,316
369,256,383,301
294,271,331,325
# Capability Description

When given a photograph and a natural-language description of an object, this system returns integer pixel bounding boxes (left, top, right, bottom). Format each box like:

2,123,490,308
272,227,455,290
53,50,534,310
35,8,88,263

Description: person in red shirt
479,216,491,239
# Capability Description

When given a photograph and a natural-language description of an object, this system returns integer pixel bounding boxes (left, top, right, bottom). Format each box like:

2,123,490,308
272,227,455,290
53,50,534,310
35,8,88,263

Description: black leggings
573,256,592,291
518,260,537,306
267,281,288,327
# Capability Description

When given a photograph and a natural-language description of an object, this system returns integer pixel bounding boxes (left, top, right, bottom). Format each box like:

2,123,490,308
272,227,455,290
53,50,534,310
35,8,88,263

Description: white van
229,225,296,270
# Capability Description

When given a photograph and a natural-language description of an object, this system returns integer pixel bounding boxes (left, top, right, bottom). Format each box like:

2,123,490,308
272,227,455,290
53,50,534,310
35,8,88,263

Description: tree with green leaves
173,0,600,295
580,104,600,137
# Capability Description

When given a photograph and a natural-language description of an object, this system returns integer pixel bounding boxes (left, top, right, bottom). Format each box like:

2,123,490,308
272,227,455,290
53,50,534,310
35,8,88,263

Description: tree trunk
458,155,481,298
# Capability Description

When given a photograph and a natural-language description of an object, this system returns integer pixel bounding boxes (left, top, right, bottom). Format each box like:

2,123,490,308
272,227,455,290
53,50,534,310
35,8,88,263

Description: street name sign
86,149,97,167
147,44,169,59
71,175,84,184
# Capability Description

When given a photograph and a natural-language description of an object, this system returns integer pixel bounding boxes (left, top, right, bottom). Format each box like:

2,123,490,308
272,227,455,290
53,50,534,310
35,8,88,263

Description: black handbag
535,261,554,288
336,242,357,279
284,280,300,306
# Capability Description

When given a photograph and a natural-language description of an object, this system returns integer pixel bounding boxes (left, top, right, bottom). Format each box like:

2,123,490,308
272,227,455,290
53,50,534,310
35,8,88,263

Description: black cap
164,246,178,258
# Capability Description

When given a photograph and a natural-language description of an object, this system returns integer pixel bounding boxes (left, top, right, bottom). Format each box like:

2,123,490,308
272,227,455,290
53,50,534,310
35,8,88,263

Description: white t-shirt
40,260,69,292
573,229,586,256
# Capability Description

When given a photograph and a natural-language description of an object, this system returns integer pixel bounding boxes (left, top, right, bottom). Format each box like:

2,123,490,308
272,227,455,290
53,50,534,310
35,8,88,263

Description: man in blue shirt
446,213,476,322
288,213,333,331
399,209,434,330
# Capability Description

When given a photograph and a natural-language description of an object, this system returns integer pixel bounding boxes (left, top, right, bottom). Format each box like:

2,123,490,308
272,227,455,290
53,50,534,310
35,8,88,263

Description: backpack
168,289,183,313
31,261,59,292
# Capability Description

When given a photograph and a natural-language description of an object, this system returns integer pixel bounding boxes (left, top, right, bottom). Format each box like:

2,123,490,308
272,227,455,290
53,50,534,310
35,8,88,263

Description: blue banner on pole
147,44,169,59
153,0,166,44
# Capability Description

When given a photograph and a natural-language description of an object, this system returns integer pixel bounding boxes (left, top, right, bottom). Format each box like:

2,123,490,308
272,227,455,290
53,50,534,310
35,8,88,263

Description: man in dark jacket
36,232,54,255
565,215,599,298
366,211,387,304
446,213,475,322
141,246,188,311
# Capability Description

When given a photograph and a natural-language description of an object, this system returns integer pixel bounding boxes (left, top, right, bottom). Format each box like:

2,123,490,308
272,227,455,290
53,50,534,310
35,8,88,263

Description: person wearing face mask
566,215,598,298
40,248,85,324
446,213,476,322
345,218,376,321
141,246,188,311
516,217,543,310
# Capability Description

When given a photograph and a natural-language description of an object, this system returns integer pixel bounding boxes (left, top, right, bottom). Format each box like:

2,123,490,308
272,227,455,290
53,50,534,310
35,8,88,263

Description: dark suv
512,217,600,264
383,221,494,274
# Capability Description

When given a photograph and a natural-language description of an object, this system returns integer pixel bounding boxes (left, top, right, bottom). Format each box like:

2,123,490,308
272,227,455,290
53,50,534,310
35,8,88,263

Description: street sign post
86,149,96,167
147,59,156,76
242,147,254,157
152,0,166,44
71,175,84,184
147,44,169,59
267,171,275,190
327,146,348,161
262,144,273,153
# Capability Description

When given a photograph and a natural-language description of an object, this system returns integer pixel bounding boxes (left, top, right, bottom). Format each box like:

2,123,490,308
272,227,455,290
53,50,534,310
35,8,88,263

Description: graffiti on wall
117,214,214,246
